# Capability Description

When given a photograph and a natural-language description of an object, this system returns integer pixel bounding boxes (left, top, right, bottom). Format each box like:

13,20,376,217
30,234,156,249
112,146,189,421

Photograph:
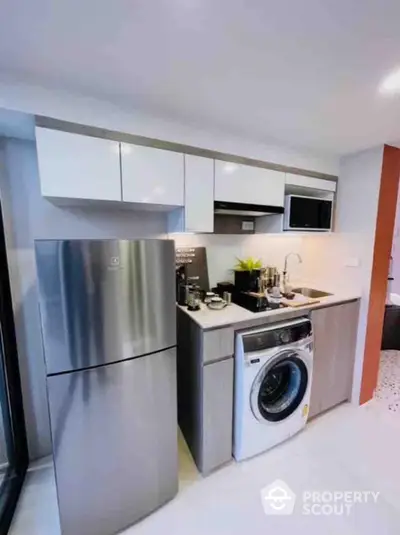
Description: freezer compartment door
47,348,178,535
35,239,176,374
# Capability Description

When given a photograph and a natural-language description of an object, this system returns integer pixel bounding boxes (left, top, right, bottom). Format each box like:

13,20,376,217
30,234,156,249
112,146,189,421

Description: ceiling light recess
379,69,400,95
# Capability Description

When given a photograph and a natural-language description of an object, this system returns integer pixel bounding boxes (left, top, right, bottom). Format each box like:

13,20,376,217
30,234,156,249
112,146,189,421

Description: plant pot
234,270,261,292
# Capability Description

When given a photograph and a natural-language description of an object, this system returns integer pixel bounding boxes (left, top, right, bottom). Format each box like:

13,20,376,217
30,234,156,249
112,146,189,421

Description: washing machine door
250,349,309,422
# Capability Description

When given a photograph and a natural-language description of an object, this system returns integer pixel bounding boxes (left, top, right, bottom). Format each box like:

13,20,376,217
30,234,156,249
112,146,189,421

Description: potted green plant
234,257,263,292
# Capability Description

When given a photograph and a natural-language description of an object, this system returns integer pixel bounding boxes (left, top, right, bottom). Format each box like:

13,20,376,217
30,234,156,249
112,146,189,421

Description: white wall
0,78,339,176
301,147,384,403
0,138,167,460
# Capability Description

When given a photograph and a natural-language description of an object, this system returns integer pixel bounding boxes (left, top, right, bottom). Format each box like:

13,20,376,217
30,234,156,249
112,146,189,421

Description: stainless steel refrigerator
35,239,178,535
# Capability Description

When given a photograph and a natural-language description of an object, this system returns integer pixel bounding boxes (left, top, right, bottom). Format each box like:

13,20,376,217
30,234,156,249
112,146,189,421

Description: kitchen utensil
204,292,216,304
207,300,228,310
271,285,281,298
265,266,278,288
187,294,201,311
223,291,232,305
187,286,201,311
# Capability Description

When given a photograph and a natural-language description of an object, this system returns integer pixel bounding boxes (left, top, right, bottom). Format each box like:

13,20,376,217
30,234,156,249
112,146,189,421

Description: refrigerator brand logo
109,256,120,269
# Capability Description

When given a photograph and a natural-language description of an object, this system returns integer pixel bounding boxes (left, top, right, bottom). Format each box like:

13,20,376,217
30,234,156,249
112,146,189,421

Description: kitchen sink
292,287,333,299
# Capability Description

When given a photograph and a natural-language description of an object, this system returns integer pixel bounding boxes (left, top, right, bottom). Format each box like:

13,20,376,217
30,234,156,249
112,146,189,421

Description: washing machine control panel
242,319,312,353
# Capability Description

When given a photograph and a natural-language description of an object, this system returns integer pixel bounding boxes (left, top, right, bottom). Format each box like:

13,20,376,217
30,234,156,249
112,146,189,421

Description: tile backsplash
172,231,357,294
172,233,305,287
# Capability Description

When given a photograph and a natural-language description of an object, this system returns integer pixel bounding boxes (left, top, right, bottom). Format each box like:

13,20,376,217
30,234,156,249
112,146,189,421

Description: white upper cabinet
168,154,214,233
214,161,285,207
185,155,214,232
121,144,184,207
285,173,337,192
35,127,121,201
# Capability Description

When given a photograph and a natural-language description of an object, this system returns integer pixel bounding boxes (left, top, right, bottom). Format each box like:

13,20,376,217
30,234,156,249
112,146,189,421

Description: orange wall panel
360,145,400,404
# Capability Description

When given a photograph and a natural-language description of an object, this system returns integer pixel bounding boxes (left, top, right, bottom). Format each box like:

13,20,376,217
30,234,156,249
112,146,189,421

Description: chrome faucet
283,253,302,291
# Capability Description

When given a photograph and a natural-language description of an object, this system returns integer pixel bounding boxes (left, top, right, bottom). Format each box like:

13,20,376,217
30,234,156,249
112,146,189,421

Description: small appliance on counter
232,291,288,313
212,281,236,298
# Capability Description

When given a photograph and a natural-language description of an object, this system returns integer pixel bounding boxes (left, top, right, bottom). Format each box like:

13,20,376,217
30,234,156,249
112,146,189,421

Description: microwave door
318,200,333,230
289,196,316,229
288,196,332,230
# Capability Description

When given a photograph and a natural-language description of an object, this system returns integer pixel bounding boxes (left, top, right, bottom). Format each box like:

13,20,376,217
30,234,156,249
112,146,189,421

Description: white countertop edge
177,293,361,330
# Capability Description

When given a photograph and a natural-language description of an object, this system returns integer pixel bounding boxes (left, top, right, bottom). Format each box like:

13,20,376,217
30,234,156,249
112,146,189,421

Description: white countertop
177,289,361,330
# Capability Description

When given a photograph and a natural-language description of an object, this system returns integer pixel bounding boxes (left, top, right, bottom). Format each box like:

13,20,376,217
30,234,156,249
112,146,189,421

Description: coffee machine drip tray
232,291,288,313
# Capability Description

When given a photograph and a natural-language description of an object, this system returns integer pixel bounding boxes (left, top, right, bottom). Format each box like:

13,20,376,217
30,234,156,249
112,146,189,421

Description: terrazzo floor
374,351,400,412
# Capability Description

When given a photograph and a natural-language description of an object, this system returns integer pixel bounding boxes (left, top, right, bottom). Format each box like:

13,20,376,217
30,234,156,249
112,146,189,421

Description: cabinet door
285,173,337,192
201,358,233,474
121,144,184,206
184,155,214,232
47,348,178,535
202,327,234,364
309,301,359,418
35,127,121,201
214,160,284,207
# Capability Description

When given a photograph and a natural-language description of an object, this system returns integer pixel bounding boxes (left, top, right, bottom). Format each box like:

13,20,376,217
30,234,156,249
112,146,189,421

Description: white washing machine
233,317,313,461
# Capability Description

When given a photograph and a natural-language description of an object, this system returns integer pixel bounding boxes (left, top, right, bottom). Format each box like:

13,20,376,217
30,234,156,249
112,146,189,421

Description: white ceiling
1,0,400,155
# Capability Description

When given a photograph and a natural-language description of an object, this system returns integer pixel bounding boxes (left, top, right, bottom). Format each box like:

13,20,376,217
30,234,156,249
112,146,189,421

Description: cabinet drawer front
214,160,284,207
309,301,359,418
202,327,234,363
285,173,337,192
201,358,233,473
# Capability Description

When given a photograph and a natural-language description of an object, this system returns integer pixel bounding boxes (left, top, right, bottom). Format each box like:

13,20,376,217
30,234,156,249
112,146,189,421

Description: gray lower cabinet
309,300,359,418
202,358,234,474
202,327,234,364
177,309,234,474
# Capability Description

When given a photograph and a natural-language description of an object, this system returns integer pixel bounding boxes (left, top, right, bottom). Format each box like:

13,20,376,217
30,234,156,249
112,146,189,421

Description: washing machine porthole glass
257,355,308,422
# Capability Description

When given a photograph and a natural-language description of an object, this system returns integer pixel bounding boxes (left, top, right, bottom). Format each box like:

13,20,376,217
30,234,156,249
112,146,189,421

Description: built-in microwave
283,195,333,231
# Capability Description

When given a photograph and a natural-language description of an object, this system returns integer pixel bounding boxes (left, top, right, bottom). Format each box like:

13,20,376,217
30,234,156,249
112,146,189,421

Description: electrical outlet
242,221,255,231
345,257,360,267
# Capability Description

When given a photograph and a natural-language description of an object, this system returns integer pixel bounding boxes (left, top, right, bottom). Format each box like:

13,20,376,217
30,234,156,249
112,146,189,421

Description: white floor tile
9,402,400,535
